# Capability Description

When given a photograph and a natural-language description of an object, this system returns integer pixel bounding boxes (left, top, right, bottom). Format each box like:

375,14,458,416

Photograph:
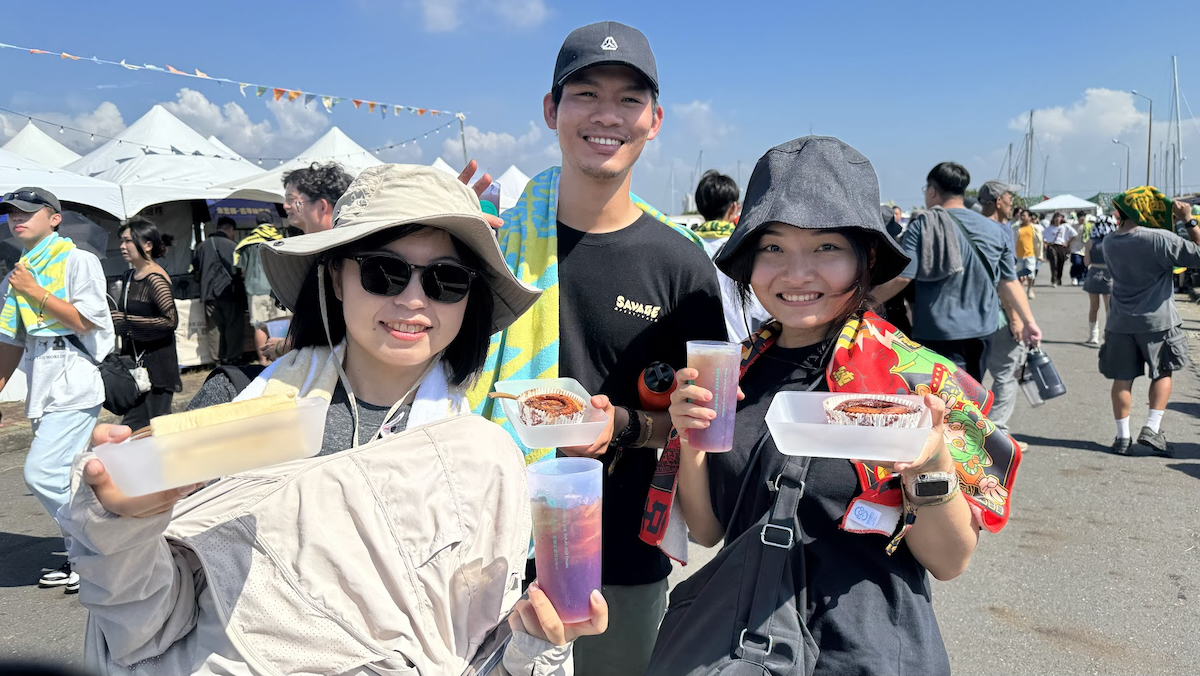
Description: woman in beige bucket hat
59,165,607,675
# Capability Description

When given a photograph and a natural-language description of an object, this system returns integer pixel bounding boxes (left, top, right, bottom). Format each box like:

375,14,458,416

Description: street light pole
1132,90,1153,186
1113,163,1122,192
1113,139,1131,189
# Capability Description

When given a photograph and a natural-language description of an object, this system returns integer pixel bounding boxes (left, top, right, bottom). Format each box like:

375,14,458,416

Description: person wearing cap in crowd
693,169,770,341
466,21,726,675
892,204,906,229
1099,187,1200,456
282,161,353,234
978,180,1038,439
0,187,115,593
656,137,1022,676
60,165,608,676
192,216,246,365
235,211,290,364
874,162,1042,382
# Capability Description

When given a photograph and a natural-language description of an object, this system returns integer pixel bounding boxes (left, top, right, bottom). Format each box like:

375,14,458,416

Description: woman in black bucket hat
650,137,1023,676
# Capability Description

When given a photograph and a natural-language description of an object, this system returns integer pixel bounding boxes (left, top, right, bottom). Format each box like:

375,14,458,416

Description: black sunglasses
347,252,478,304
2,190,54,209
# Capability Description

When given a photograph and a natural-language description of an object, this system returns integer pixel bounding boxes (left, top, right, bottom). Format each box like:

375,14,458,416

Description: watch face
915,479,951,497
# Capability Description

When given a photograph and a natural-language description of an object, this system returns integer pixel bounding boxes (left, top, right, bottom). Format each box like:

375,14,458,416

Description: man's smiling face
545,64,663,181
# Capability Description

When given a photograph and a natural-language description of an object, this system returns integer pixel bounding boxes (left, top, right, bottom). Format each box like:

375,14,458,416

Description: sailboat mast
1173,56,1184,195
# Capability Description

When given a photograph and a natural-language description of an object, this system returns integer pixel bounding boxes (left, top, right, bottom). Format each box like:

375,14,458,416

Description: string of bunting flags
0,106,460,165
0,40,463,119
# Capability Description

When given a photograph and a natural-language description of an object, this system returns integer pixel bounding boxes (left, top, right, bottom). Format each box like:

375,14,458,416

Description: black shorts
1099,327,1191,381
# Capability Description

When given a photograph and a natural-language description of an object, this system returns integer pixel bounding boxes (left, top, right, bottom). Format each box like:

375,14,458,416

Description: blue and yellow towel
466,166,703,462
0,232,76,339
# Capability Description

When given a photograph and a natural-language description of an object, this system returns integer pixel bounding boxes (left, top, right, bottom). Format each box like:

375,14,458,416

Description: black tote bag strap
735,451,812,664
63,333,99,366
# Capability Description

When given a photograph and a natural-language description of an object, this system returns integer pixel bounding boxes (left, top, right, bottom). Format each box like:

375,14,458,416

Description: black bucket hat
714,136,910,285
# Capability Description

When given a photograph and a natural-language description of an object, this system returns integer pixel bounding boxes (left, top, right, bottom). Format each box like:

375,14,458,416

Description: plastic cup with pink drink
526,457,602,624
685,340,741,453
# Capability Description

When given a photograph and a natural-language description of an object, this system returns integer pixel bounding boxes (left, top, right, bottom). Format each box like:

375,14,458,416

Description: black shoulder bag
647,431,819,676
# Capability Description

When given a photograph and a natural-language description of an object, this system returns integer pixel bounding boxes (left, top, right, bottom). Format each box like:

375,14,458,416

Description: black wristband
612,405,640,447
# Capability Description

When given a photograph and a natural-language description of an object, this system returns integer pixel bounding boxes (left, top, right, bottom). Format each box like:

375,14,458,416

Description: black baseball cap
1,187,61,215
553,21,659,94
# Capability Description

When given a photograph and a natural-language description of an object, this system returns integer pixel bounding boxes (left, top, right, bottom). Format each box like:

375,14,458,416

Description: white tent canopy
495,165,531,210
218,127,382,203
0,147,126,218
431,157,459,176
2,122,82,168
65,105,263,216
1027,194,1100,213
207,135,246,162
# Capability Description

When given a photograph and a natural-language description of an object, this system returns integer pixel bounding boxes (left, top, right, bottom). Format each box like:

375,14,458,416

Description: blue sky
3,0,1200,211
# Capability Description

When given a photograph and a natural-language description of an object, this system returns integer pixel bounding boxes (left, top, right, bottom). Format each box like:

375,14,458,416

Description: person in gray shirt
1099,192,1200,455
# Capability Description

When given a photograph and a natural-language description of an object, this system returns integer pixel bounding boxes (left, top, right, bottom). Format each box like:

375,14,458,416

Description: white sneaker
1027,289,1036,299
38,562,72,588
1072,279,1079,286
64,571,80,595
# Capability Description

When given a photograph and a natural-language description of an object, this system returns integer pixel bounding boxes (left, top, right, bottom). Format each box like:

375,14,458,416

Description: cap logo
600,36,618,51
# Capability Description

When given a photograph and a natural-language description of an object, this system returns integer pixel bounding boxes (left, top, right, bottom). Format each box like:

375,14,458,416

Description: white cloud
0,102,127,153
444,120,546,176
164,88,274,153
668,100,734,146
402,0,547,32
417,0,463,32
1005,88,1200,195
159,87,328,159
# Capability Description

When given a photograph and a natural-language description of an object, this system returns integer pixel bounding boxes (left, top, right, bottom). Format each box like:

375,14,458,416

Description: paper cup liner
822,394,924,428
518,388,587,426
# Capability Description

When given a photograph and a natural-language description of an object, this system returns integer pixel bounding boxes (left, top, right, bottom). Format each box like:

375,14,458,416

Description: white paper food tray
765,392,931,462
493,377,609,449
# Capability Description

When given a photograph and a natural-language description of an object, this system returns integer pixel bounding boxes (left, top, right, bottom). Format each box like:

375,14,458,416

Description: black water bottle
1019,347,1066,407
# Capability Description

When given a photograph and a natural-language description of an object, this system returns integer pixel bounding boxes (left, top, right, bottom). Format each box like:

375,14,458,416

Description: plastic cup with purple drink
686,340,740,453
526,457,602,624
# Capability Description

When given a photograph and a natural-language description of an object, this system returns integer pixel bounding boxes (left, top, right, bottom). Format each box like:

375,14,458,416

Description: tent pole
458,117,469,168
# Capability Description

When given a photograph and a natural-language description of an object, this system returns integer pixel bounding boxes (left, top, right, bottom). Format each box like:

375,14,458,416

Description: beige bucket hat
261,164,540,333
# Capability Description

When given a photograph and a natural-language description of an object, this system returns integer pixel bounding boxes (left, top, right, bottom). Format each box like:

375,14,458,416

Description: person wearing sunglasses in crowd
59,166,608,676
0,187,115,594
655,138,1021,676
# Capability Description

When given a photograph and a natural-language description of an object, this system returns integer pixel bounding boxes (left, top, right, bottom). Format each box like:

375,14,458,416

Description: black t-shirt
707,342,951,676
557,212,726,586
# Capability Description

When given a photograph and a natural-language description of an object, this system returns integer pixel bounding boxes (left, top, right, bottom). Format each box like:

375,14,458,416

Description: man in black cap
0,187,114,592
484,21,726,674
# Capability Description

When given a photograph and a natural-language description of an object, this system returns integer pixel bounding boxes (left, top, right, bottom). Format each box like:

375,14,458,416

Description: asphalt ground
2,284,1198,674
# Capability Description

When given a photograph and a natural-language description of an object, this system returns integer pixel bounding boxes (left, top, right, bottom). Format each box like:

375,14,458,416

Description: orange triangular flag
273,88,286,101
30,49,50,55
195,68,210,78
288,90,302,102
417,108,427,116
61,52,81,60
167,65,186,75
368,102,377,113
352,99,363,109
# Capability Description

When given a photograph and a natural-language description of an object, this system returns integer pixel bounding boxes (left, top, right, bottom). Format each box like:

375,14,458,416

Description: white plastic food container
94,398,329,497
493,377,610,449
765,392,931,462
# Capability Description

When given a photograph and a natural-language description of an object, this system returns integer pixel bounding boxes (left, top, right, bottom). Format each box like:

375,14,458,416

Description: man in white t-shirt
0,187,114,593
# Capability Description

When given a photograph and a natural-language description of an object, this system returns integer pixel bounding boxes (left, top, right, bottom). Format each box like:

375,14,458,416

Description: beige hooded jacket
60,414,572,676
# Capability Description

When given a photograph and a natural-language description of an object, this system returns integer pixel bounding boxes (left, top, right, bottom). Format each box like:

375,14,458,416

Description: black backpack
648,433,819,676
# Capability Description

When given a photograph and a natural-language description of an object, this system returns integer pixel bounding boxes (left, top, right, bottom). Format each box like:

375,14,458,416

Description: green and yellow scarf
1112,185,1173,230
693,219,736,240
0,232,76,339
